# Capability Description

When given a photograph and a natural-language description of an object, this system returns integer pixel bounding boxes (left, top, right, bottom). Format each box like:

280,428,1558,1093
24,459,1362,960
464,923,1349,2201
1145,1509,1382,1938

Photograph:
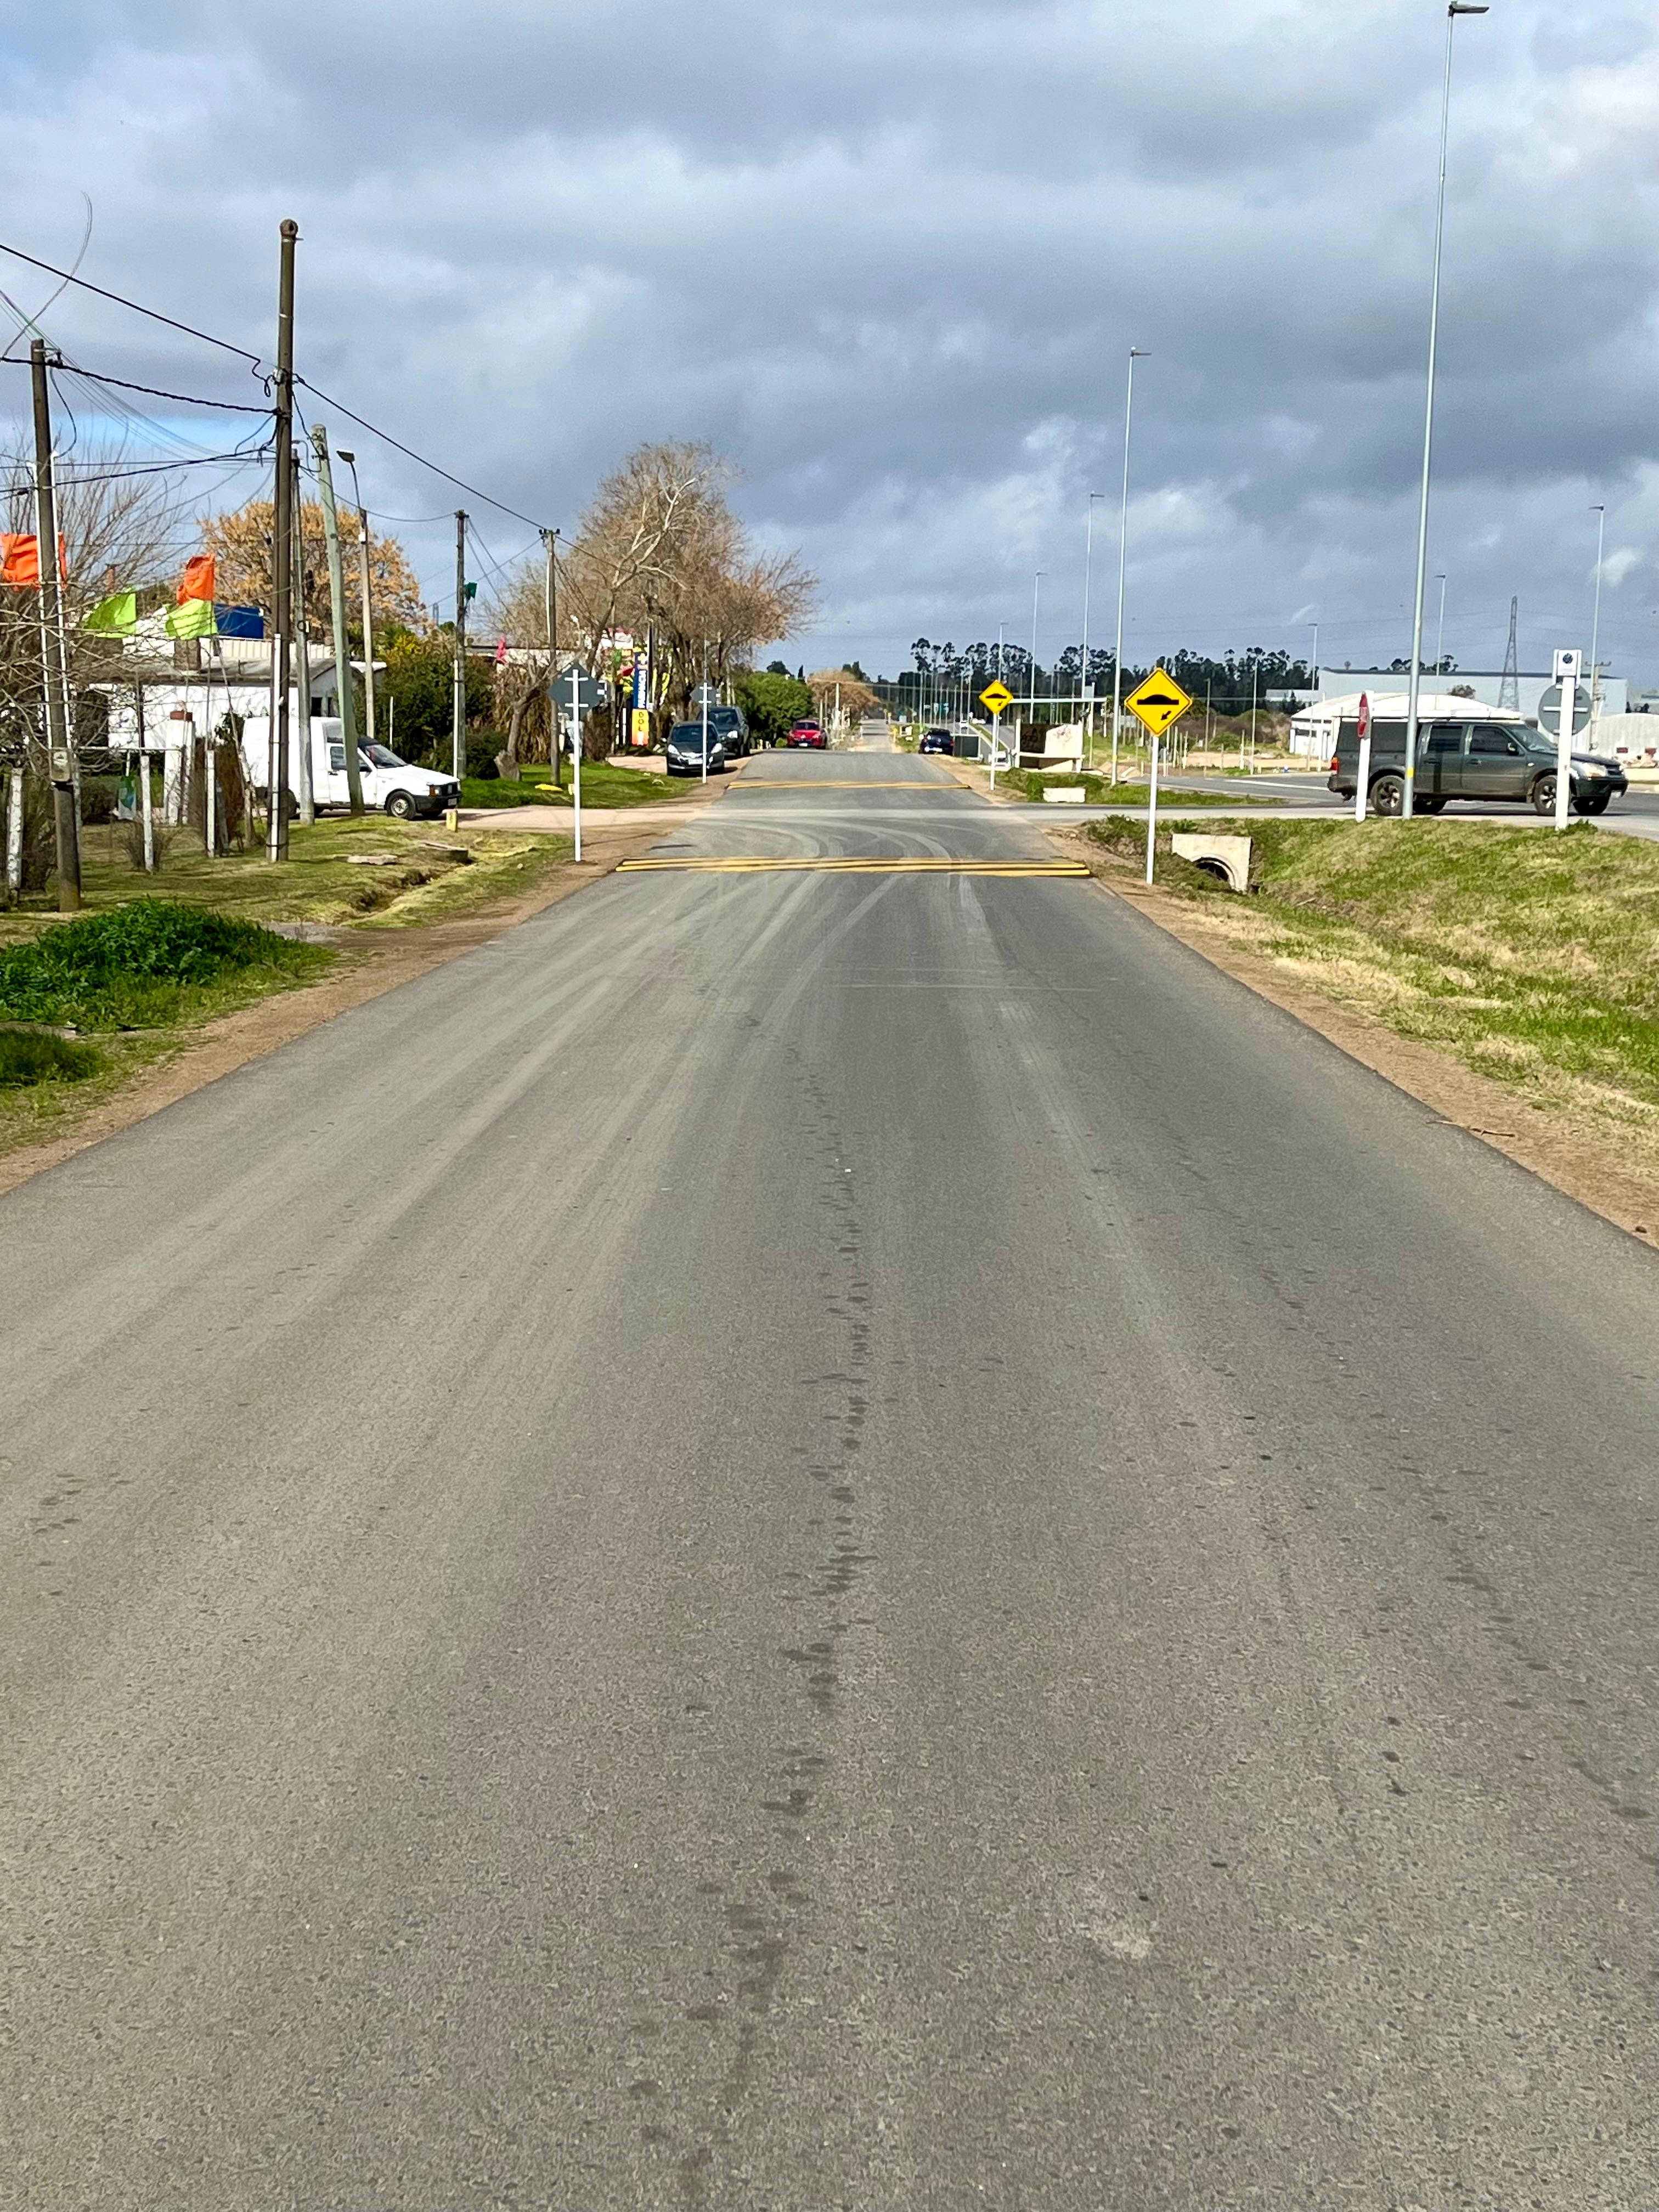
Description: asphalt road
4,744,1657,2208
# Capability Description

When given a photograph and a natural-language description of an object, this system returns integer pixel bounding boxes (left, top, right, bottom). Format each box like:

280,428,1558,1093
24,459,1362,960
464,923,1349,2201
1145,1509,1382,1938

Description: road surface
3,747,1656,2208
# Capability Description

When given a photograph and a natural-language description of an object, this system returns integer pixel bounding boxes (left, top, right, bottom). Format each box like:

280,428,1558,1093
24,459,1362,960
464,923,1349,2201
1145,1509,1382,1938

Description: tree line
906,639,1315,718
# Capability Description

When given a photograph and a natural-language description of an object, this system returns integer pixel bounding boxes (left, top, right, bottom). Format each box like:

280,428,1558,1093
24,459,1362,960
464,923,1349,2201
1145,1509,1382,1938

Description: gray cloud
2,0,1657,678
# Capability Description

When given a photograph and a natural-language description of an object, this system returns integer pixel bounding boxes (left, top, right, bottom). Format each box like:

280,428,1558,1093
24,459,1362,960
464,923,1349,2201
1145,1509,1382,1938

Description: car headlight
1584,764,1606,778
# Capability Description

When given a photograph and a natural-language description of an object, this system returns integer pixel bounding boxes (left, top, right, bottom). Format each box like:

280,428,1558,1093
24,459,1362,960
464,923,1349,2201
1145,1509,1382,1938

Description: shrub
0,900,323,1029
117,821,175,872
0,1027,104,1086
466,732,503,779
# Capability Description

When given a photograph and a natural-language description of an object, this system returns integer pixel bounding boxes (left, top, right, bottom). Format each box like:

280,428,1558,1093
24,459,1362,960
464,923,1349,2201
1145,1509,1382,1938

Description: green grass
1018,772,1262,807
1088,814,1659,1131
0,1027,105,1087
461,761,679,810
0,900,330,1031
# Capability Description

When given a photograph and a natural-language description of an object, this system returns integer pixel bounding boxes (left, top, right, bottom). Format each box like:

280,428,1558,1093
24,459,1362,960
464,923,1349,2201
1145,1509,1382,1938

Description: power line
5,358,273,415
292,374,552,533
0,237,263,367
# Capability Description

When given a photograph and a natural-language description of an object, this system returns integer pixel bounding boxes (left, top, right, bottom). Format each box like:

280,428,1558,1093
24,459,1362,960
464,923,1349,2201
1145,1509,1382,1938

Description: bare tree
0,439,188,771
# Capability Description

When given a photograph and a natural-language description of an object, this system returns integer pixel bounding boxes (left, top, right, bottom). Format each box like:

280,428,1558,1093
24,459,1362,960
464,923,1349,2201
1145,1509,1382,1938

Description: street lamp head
337,449,355,464
1129,347,1149,359
1448,3,1488,14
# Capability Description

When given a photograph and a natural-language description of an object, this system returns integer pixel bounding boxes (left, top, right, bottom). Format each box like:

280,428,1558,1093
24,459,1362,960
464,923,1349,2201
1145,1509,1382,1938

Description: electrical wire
4,359,273,415
0,236,262,366
292,374,552,532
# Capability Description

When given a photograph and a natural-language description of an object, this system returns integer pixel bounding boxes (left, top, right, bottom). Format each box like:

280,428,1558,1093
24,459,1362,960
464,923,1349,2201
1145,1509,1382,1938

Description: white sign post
568,665,584,861
1145,733,1161,884
1551,647,1581,833
1355,691,1372,824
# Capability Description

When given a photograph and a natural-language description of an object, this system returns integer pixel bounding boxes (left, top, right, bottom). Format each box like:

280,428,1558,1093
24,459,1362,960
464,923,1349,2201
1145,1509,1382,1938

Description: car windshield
670,725,715,746
363,743,407,768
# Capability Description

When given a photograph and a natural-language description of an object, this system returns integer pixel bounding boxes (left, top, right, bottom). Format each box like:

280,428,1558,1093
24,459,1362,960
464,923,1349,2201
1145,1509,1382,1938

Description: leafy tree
734,669,812,743
199,499,427,635
379,630,490,766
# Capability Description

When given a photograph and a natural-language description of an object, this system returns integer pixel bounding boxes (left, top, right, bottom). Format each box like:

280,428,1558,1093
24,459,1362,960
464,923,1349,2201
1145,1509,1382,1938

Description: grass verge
0,814,573,941
460,762,676,809
1087,814,1659,1143
0,900,333,1156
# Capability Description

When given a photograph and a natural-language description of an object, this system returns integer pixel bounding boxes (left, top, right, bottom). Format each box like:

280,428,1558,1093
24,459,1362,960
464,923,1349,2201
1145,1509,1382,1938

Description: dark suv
1329,718,1627,816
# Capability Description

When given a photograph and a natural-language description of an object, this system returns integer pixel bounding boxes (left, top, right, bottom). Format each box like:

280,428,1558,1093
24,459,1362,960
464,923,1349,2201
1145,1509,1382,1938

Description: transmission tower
1498,597,1520,710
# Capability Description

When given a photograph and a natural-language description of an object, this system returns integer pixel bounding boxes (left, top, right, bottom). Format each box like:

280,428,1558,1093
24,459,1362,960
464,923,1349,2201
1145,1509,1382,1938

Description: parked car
919,727,953,755
665,721,728,775
787,719,826,749
240,717,460,818
701,704,751,758
1328,716,1628,816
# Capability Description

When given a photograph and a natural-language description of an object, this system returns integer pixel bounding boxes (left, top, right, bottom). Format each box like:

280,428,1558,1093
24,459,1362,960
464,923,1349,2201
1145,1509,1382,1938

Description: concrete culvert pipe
1170,832,1252,893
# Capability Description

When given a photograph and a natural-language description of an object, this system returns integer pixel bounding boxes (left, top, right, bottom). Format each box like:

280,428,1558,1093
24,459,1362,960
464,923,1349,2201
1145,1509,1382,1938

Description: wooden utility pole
292,447,314,825
309,426,363,814
452,511,468,792
541,529,561,788
268,218,297,860
30,339,78,909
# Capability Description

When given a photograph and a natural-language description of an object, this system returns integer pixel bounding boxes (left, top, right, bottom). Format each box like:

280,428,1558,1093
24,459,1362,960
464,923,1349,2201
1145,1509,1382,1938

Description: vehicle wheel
1532,775,1558,816
1587,793,1611,814
1370,773,1404,816
385,791,415,820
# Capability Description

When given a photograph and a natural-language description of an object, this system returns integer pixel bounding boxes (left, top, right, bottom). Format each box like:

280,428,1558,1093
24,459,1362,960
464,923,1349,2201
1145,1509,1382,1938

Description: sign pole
1145,732,1160,884
1553,648,1579,832
569,665,584,861
1355,690,1372,823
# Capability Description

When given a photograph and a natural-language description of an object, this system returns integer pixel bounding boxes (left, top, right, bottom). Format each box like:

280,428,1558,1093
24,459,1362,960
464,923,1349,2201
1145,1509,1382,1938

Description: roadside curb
1049,826,1659,1250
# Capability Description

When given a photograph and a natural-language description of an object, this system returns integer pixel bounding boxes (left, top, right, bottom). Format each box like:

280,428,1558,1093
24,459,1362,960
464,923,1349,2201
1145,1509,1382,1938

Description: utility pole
30,340,78,909
541,529,561,788
1498,597,1520,711
292,447,314,825
309,425,363,814
338,452,376,747
1111,347,1148,787
1589,505,1606,724
268,218,297,861
453,511,468,795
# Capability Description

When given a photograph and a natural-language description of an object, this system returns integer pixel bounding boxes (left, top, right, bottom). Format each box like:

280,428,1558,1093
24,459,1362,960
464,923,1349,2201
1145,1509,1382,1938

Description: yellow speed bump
616,855,1089,877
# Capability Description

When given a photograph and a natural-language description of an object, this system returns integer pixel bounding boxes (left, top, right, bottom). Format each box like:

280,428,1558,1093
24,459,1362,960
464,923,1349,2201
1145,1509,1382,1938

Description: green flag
163,597,217,640
84,591,139,636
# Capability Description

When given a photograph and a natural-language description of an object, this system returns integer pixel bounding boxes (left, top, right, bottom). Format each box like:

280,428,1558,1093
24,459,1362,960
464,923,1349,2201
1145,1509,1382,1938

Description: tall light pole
1028,572,1044,748
1081,492,1104,766
1589,504,1606,719
1110,347,1148,786
338,451,376,750
1434,573,1448,675
1402,2,1488,820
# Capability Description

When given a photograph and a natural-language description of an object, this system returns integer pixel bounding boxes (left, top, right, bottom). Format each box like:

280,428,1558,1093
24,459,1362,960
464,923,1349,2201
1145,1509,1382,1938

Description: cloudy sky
3,0,1658,682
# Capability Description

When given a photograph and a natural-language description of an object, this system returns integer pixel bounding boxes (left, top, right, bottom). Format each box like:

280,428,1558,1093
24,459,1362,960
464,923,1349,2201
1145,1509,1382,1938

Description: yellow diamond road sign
1124,667,1194,738
979,679,1014,716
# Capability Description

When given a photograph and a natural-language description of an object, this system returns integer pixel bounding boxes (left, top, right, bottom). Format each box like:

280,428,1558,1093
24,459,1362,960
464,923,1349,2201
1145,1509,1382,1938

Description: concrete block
1043,785,1086,804
1170,831,1252,891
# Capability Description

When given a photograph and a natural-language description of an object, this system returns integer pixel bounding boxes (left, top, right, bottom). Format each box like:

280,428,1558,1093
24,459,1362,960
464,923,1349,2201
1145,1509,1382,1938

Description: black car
1328,716,1627,816
919,727,953,755
665,721,728,775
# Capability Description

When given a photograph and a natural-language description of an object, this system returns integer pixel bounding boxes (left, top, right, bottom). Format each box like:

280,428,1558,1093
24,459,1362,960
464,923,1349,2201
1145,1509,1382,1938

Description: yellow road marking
732,779,950,789
616,855,1089,877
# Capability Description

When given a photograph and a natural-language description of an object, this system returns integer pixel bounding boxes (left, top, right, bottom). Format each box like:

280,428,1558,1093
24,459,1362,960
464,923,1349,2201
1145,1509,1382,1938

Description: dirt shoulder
1049,822,1659,1246
0,801,697,1200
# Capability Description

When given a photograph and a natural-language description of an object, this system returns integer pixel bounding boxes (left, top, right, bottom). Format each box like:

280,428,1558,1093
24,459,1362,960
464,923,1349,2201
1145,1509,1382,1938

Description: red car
787,719,826,748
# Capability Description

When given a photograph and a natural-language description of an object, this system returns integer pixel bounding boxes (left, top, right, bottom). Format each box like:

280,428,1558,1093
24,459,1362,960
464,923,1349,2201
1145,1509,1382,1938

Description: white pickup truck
240,716,461,820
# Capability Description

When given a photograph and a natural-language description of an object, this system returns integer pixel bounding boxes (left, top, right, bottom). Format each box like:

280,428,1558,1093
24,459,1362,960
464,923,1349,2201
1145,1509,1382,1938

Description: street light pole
338,452,376,750
1589,504,1606,721
1028,572,1043,753
1402,2,1488,821
1081,492,1104,767
1434,573,1448,675
1110,347,1148,787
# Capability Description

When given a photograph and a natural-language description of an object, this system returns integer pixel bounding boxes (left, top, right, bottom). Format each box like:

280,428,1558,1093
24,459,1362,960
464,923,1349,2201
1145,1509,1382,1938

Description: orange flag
178,553,216,603
0,533,66,586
